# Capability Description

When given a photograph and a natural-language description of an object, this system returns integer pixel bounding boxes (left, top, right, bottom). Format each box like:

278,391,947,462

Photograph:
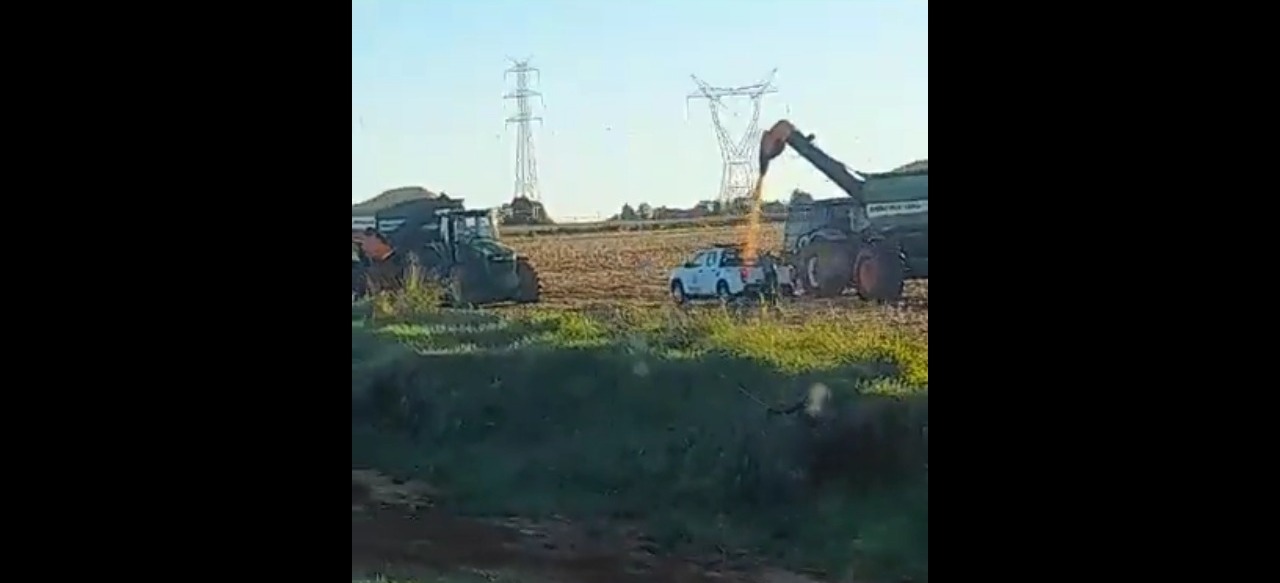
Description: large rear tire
795,241,853,298
416,246,448,280
447,265,472,307
515,258,541,304
853,242,905,303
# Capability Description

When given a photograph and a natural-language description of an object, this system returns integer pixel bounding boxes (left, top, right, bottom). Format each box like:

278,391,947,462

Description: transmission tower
504,58,544,211
687,70,777,206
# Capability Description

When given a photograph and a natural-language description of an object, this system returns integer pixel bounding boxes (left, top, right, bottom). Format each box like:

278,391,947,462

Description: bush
368,260,445,322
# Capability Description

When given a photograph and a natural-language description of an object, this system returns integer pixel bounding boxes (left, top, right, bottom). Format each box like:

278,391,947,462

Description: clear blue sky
352,0,928,220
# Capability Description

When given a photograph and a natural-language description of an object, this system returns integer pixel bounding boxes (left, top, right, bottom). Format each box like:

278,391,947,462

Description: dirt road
352,470,824,583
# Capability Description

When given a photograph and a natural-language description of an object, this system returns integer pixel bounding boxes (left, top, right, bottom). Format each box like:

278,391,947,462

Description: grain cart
759,120,928,302
353,198,540,305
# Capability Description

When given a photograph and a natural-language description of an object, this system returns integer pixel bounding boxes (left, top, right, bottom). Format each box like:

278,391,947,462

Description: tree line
611,189,816,222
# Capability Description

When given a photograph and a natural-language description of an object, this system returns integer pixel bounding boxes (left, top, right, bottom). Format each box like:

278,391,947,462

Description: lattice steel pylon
687,70,778,206
505,58,544,206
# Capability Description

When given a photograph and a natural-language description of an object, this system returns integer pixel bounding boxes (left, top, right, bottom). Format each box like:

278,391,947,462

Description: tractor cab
432,207,537,304
440,208,501,243
437,208,515,265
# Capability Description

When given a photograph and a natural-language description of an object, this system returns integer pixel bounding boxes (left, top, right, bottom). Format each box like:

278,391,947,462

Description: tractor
353,197,540,306
759,120,929,302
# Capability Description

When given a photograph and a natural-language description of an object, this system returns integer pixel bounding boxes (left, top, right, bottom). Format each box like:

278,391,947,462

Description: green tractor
353,198,541,306
759,120,928,302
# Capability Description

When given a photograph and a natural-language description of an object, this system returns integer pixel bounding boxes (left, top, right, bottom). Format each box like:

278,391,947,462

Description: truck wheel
854,242,905,303
670,280,687,304
796,241,852,298
716,280,732,302
515,258,540,304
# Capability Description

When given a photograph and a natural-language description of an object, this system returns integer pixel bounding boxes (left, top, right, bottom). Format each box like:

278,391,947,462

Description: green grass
352,296,928,582
355,573,543,583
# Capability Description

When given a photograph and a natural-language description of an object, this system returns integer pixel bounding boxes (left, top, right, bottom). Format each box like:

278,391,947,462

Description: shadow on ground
352,305,927,582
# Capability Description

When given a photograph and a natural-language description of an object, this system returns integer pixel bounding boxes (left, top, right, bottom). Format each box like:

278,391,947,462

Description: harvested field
508,224,928,337
514,224,785,304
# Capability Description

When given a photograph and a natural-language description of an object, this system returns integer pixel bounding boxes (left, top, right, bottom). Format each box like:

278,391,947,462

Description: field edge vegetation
352,293,928,582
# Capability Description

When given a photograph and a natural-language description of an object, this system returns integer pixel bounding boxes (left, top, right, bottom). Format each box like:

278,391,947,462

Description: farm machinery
352,197,541,306
758,120,929,302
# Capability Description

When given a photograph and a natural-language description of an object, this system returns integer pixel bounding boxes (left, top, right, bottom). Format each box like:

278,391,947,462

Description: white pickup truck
667,245,794,303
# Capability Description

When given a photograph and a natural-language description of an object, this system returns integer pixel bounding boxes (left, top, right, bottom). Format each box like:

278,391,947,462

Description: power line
687,69,778,205
504,58,544,206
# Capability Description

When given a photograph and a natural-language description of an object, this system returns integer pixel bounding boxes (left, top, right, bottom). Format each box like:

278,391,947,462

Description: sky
352,0,928,221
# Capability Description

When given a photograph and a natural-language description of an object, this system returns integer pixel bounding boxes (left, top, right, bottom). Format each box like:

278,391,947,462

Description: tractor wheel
853,242,905,303
416,248,447,280
447,265,472,307
352,263,368,301
515,258,541,304
795,241,853,298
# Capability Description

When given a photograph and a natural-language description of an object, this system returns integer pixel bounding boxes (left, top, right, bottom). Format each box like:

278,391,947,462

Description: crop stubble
514,224,928,335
